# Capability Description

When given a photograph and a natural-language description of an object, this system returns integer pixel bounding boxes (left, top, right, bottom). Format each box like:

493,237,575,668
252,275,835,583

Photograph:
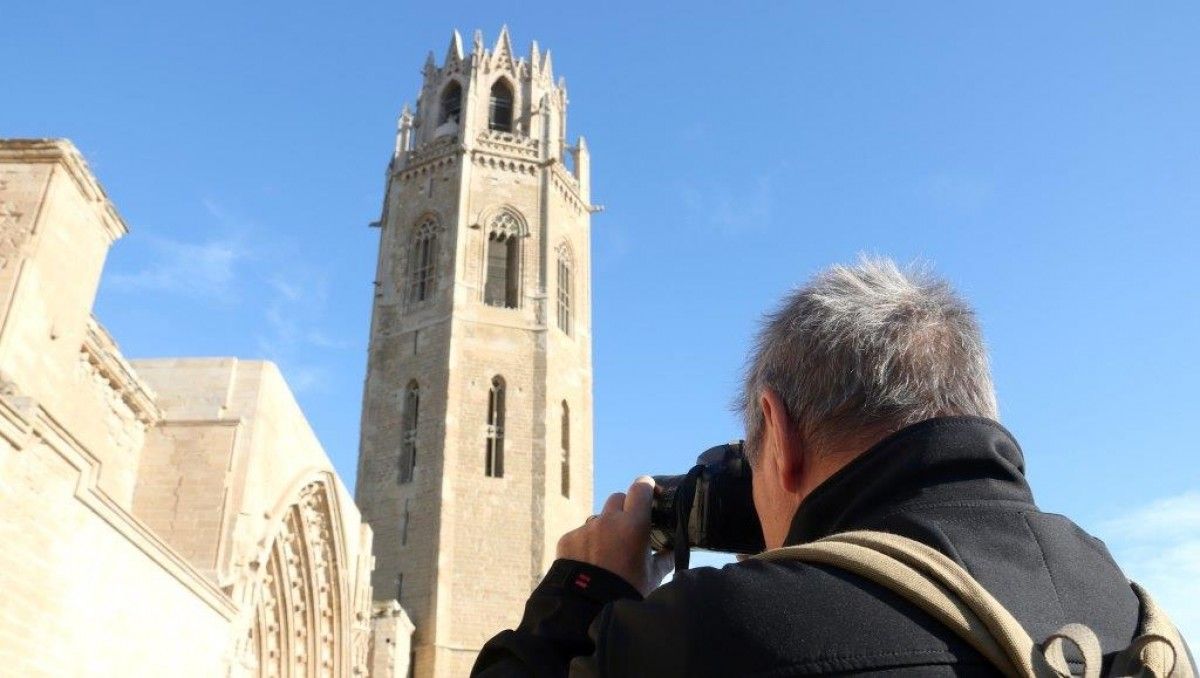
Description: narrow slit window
401,499,411,546
399,381,419,483
486,376,506,477
561,401,570,498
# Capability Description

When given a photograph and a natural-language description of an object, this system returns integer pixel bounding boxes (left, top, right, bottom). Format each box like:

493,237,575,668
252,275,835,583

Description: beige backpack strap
1109,583,1194,678
752,530,1063,678
1042,624,1102,678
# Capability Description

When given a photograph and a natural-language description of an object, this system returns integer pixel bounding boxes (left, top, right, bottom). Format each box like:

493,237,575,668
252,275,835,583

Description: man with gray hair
475,258,1149,676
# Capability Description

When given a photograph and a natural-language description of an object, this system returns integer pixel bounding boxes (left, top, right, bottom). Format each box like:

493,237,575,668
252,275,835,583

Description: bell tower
355,27,595,677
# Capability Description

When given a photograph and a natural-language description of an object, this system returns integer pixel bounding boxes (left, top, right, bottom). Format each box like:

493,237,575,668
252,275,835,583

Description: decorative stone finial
445,30,464,65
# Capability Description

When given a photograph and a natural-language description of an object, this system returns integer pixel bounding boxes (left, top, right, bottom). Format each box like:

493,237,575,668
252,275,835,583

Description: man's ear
760,389,805,494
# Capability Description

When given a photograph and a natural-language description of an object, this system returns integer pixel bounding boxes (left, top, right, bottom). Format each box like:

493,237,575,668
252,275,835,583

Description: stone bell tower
355,26,596,678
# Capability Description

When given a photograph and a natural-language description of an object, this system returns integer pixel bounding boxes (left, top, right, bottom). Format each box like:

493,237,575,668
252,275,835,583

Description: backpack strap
752,530,1055,677
752,531,1196,678
1109,583,1194,678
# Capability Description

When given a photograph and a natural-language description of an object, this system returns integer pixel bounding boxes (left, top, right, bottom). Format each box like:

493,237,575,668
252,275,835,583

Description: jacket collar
784,416,1036,546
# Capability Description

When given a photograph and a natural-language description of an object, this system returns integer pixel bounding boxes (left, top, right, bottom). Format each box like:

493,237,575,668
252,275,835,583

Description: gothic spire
492,25,515,70
445,29,464,66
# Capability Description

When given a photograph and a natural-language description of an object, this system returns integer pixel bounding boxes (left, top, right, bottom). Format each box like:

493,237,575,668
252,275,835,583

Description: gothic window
484,211,522,308
489,80,514,132
486,376,506,477
556,243,573,335
560,401,570,498
399,381,419,483
408,218,439,304
439,81,463,125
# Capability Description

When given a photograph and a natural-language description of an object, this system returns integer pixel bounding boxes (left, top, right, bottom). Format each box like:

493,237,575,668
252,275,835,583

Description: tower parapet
393,26,588,199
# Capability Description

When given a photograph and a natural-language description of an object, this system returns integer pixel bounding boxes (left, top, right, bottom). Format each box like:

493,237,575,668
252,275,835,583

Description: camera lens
649,474,683,551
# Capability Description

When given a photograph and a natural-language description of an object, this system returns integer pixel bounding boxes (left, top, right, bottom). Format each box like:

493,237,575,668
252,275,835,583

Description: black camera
650,442,765,570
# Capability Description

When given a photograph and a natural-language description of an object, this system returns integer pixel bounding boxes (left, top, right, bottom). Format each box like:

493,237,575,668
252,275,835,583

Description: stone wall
0,422,235,677
0,140,403,677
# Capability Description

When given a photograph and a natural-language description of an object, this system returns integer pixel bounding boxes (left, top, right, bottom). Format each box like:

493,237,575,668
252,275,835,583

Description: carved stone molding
476,130,540,161
0,195,30,272
471,153,538,176
399,135,460,175
240,480,369,677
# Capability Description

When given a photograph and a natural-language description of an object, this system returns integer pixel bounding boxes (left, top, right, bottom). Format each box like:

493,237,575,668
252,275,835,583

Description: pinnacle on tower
492,25,515,70
540,49,554,82
530,40,541,74
395,104,414,158
472,29,484,56
445,29,464,65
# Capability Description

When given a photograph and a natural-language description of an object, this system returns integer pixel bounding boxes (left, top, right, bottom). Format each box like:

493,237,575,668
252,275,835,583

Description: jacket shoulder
587,560,993,676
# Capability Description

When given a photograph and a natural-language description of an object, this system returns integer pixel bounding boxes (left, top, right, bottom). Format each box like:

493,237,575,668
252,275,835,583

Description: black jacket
473,417,1150,676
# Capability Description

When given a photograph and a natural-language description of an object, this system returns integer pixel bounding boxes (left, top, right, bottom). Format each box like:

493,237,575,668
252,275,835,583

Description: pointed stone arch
477,204,529,239
235,471,369,677
437,79,464,132
488,77,515,133
476,206,529,308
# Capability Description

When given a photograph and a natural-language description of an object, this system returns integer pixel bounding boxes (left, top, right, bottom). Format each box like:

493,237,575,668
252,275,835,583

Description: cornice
82,316,161,424
0,138,128,243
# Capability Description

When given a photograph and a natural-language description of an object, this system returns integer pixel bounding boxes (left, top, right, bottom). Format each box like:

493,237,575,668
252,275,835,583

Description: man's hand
556,476,673,596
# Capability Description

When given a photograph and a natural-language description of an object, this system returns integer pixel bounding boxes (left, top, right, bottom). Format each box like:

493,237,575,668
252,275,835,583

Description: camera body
650,442,765,568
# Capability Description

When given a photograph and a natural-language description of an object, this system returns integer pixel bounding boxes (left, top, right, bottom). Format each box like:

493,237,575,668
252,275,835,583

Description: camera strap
672,464,706,572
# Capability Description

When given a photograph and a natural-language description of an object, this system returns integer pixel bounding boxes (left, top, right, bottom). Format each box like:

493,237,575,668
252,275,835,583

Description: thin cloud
255,271,350,395
306,329,354,350
1095,491,1200,644
107,236,245,301
268,277,304,302
202,197,260,232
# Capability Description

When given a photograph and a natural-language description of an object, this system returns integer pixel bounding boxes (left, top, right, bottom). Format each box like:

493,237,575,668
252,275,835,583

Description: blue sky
5,2,1198,638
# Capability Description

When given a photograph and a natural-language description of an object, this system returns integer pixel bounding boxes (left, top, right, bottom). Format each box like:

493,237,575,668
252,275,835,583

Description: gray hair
739,257,998,464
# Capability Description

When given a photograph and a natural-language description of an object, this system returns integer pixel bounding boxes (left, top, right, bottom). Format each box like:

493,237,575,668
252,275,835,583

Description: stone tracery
243,480,366,678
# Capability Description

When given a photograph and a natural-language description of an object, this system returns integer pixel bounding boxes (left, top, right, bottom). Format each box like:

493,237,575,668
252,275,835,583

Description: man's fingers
623,476,656,514
601,491,625,515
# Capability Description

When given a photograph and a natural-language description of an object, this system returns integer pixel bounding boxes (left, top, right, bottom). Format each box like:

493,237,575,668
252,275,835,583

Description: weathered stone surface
356,29,596,678
0,140,387,677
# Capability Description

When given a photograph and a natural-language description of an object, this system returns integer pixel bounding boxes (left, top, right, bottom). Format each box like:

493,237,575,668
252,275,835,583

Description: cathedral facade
355,27,597,677
0,141,400,676
0,25,591,678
